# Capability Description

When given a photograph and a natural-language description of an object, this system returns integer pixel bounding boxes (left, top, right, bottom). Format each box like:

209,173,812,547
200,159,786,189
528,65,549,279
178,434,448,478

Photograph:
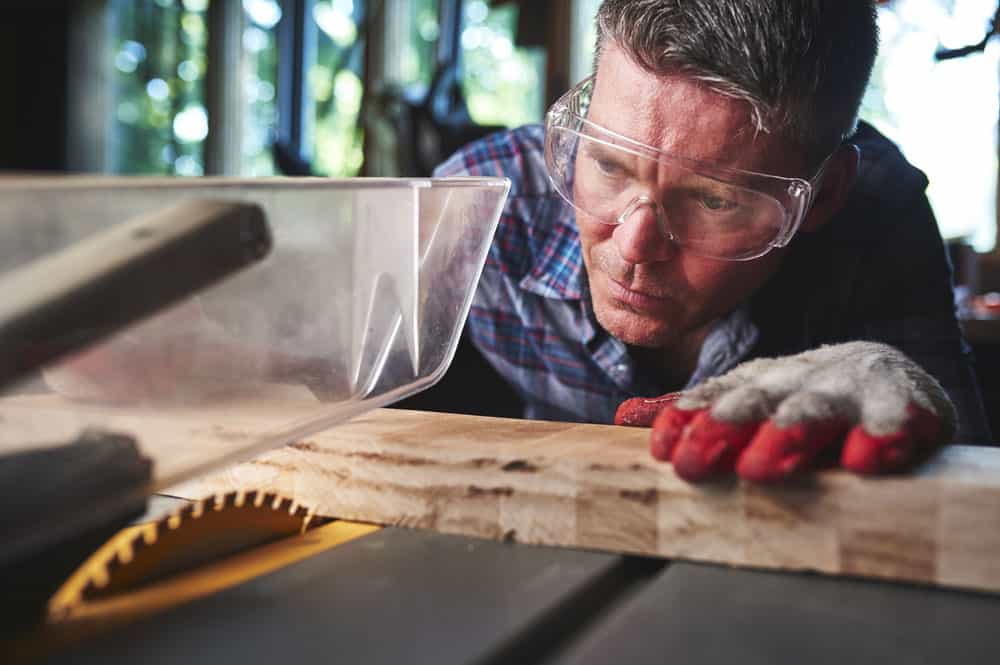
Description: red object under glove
615,342,955,483
615,393,682,427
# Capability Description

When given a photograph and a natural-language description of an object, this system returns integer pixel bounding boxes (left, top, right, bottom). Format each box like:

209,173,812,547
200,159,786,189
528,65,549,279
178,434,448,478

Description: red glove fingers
665,410,761,481
653,404,941,481
840,404,942,475
615,393,683,427
735,417,850,483
649,404,703,461
625,343,955,483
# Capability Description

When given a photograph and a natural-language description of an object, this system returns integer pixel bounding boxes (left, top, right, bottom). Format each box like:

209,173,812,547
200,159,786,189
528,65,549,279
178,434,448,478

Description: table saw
21,482,1000,665
3,176,1000,664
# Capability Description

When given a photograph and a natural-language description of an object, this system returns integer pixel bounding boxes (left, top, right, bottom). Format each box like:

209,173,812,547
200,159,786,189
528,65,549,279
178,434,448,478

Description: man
435,0,992,481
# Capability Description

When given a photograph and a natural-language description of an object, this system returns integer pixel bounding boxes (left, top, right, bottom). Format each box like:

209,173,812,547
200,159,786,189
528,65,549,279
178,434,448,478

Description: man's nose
612,196,677,264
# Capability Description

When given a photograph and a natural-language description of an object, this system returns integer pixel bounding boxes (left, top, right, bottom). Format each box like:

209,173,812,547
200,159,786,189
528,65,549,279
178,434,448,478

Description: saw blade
49,490,326,617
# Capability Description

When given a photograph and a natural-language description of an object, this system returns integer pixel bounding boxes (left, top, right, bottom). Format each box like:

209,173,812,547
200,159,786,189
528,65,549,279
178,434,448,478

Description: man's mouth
603,273,672,312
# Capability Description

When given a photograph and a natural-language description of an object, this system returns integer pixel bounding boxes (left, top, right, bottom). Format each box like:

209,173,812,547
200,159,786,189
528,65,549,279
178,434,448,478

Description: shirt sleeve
855,194,992,444
753,125,993,445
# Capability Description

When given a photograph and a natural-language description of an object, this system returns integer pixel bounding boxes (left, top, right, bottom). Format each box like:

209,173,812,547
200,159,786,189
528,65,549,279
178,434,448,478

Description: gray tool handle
0,199,271,390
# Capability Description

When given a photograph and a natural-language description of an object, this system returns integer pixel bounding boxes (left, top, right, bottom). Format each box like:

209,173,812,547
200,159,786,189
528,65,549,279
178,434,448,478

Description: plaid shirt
435,123,992,443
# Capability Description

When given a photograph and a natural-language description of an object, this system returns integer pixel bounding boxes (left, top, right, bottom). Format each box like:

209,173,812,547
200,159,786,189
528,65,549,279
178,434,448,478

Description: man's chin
594,301,677,348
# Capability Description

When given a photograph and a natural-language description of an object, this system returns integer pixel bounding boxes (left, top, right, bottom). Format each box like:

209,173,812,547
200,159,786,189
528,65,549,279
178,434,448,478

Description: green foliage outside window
401,0,440,88
107,0,545,178
461,0,544,128
242,0,281,175
310,0,365,176
309,0,440,176
110,0,209,175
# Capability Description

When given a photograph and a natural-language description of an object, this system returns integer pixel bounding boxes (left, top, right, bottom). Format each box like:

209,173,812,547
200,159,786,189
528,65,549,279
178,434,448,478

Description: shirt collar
517,196,586,300
686,304,759,387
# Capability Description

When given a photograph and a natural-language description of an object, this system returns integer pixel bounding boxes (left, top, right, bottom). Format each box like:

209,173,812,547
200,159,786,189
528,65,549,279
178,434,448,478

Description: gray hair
594,0,879,164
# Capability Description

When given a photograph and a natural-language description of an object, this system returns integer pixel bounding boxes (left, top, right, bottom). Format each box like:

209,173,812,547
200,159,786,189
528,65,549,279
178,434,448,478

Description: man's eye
700,194,739,212
595,158,625,177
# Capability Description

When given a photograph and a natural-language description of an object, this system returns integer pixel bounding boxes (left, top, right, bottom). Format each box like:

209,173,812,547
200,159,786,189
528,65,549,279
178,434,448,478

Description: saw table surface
8,404,1000,663
42,526,1000,665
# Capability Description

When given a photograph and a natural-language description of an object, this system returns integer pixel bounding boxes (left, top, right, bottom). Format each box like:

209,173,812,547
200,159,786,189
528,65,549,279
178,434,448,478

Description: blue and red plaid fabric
435,123,993,443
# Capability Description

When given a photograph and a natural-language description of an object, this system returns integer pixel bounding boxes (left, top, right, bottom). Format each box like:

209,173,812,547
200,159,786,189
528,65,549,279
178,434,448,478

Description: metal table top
45,527,1000,665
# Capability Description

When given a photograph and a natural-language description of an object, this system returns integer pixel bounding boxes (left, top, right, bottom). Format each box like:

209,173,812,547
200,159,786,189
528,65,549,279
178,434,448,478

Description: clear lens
544,79,815,261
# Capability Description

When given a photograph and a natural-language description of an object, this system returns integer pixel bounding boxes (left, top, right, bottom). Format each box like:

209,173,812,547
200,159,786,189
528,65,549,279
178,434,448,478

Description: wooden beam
164,408,1000,595
3,399,1000,593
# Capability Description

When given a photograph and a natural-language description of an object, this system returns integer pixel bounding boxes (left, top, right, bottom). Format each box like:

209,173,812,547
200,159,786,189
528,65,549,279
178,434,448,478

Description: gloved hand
615,342,956,483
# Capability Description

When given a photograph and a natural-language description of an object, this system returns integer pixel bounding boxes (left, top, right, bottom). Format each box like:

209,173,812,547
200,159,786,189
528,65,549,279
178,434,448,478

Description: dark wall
0,2,71,172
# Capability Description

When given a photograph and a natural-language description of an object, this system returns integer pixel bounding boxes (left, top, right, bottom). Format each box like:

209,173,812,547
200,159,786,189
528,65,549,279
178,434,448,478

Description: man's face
578,44,811,350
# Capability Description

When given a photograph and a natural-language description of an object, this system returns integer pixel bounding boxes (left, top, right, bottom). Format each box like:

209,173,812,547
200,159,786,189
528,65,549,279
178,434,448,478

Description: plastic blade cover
350,184,422,396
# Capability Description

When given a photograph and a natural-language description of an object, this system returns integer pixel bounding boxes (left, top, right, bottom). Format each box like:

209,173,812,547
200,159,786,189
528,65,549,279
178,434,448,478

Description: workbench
40,516,1000,665
5,401,1000,665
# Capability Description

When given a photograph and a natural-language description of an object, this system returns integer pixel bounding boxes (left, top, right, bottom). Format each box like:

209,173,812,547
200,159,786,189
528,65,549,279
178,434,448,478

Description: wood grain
4,398,1000,593
168,408,1000,595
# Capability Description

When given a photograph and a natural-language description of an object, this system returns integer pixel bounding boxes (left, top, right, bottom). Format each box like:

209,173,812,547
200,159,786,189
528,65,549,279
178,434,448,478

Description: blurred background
1,0,998,244
3,0,1000,431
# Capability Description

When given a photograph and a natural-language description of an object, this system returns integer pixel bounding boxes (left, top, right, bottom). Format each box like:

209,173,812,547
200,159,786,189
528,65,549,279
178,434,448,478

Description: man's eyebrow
580,139,617,158
580,140,638,168
659,169,747,197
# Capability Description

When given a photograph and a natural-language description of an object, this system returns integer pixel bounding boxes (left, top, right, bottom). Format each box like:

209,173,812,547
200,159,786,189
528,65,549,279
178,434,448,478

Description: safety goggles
544,76,828,261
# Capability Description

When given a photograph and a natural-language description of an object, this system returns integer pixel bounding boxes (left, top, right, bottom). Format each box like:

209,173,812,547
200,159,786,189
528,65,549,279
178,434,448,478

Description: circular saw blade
49,490,325,616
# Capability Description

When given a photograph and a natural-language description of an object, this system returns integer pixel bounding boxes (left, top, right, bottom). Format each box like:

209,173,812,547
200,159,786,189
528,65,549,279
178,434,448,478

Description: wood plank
165,408,1000,595
4,398,1000,593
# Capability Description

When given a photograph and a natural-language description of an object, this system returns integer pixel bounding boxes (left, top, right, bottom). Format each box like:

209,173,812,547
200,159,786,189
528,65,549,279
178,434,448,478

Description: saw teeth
47,489,326,620
92,567,109,589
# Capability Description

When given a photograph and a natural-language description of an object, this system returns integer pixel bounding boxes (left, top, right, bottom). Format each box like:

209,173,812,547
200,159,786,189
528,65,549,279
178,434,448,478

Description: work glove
615,342,956,483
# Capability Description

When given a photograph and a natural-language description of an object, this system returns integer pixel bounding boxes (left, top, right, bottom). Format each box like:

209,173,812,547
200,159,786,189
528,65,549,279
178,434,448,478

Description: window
109,0,210,175
310,0,365,176
242,0,281,175
860,0,999,250
460,0,545,127
571,0,601,83
307,0,443,175
89,1,560,177
385,0,440,90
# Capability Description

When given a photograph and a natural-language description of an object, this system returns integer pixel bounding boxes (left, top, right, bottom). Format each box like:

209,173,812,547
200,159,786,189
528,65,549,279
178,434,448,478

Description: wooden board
165,408,1000,595
4,398,1000,594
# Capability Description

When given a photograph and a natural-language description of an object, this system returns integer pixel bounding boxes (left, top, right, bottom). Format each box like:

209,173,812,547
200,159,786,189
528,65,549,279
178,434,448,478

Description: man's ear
798,143,860,233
